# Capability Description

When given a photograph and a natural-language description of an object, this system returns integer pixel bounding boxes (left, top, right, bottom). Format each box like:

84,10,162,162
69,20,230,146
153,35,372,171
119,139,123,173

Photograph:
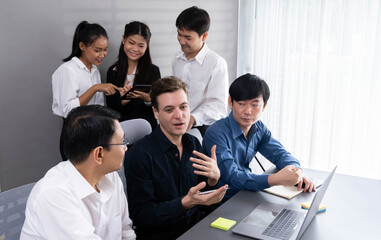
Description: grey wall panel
0,0,238,191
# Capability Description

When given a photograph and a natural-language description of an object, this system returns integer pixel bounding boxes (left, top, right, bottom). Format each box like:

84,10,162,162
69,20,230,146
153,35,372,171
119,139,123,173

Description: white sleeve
52,67,81,118
27,188,102,240
192,58,229,125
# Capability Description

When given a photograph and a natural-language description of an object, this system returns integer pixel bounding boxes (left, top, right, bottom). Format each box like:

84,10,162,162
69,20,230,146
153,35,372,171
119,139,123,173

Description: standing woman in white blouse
52,21,123,160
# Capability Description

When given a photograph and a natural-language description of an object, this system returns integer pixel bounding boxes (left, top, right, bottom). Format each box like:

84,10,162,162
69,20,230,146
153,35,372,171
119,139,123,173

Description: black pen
197,187,230,195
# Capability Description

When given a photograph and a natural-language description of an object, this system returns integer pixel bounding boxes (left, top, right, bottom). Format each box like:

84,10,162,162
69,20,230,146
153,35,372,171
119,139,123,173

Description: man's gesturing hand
181,181,228,209
191,145,220,187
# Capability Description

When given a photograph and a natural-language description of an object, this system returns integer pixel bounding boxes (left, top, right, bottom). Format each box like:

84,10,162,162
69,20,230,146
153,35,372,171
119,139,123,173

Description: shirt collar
152,126,194,152
96,173,114,203
228,112,258,140
66,160,114,203
176,43,209,65
72,56,98,74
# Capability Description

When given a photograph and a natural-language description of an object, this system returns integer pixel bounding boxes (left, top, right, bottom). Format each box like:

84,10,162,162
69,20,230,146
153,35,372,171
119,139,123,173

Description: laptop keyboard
262,209,303,240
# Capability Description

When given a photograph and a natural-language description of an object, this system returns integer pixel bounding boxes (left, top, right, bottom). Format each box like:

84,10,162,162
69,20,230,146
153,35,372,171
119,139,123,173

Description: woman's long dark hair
63,21,108,62
112,21,154,87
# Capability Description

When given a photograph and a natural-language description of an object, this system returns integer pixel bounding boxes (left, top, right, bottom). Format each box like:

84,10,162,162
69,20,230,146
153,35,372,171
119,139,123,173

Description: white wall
0,0,238,191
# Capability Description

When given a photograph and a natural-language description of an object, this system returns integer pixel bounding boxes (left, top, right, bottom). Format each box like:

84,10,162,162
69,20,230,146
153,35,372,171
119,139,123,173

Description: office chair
255,155,266,172
0,182,36,240
118,118,152,192
120,118,152,146
188,128,203,144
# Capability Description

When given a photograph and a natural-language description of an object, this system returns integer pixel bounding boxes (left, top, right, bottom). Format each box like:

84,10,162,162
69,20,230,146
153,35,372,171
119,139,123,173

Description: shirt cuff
191,112,202,127
172,198,187,218
248,174,271,190
63,98,80,118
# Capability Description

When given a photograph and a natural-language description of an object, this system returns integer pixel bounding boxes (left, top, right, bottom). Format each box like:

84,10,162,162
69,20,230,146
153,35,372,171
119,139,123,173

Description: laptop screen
296,166,337,239
243,207,278,228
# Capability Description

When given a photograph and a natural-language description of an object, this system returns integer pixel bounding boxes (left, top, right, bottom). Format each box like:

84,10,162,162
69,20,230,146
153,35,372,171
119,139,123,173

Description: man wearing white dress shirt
172,6,229,136
21,105,136,240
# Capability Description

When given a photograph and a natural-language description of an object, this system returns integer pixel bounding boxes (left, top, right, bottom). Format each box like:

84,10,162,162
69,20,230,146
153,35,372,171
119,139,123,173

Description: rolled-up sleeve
52,67,80,118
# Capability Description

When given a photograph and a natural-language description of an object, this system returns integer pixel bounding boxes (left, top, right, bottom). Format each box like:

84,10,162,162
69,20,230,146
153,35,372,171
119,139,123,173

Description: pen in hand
294,179,321,189
197,187,230,195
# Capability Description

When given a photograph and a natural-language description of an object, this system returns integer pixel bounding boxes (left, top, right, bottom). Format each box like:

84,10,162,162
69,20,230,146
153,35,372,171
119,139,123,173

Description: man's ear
152,106,159,120
263,101,268,111
92,146,104,165
228,97,233,110
201,31,208,42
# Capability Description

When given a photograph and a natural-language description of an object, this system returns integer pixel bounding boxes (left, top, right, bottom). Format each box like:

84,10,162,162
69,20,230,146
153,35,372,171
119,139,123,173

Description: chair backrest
0,182,35,240
120,118,152,145
119,119,152,193
188,128,203,144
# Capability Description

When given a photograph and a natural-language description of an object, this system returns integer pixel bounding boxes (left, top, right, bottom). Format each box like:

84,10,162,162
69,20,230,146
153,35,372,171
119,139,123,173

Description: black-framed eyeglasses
102,141,129,147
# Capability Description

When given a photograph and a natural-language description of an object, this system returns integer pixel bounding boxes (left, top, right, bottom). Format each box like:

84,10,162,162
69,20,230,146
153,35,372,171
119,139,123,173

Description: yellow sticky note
211,217,236,231
301,201,326,213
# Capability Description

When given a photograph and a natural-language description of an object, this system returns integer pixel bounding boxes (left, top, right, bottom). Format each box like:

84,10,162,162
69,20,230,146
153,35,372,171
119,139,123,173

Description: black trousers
59,118,67,161
135,205,217,240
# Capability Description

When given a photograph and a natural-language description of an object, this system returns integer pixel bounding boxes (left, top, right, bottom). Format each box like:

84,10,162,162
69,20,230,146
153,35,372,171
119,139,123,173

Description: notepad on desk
263,185,303,199
263,179,323,199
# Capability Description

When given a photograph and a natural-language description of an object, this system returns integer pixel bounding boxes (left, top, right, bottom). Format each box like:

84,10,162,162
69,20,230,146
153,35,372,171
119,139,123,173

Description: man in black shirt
125,76,228,239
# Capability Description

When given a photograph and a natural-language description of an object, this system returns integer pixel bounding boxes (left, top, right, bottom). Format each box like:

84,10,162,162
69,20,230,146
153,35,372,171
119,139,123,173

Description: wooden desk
179,168,381,239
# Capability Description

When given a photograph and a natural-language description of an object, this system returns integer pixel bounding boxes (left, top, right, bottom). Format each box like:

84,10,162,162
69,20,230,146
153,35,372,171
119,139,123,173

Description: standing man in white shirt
172,6,229,136
21,105,136,240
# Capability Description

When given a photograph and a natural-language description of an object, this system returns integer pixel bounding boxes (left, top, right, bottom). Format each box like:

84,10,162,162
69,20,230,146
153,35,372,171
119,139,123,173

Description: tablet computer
121,84,152,99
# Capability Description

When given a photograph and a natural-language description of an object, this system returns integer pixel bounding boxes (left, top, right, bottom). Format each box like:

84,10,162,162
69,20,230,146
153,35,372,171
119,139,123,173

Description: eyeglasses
102,140,129,147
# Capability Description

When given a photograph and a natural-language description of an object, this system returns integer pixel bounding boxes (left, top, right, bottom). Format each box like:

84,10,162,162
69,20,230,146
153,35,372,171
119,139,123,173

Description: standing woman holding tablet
106,21,161,129
52,21,121,160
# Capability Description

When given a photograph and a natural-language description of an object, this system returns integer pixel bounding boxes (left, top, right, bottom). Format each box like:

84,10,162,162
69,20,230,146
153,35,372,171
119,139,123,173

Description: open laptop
232,166,337,240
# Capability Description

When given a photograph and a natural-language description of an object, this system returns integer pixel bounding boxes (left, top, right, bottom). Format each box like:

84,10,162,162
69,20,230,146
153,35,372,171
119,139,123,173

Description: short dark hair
62,105,121,164
176,6,210,36
150,76,188,109
229,73,270,105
